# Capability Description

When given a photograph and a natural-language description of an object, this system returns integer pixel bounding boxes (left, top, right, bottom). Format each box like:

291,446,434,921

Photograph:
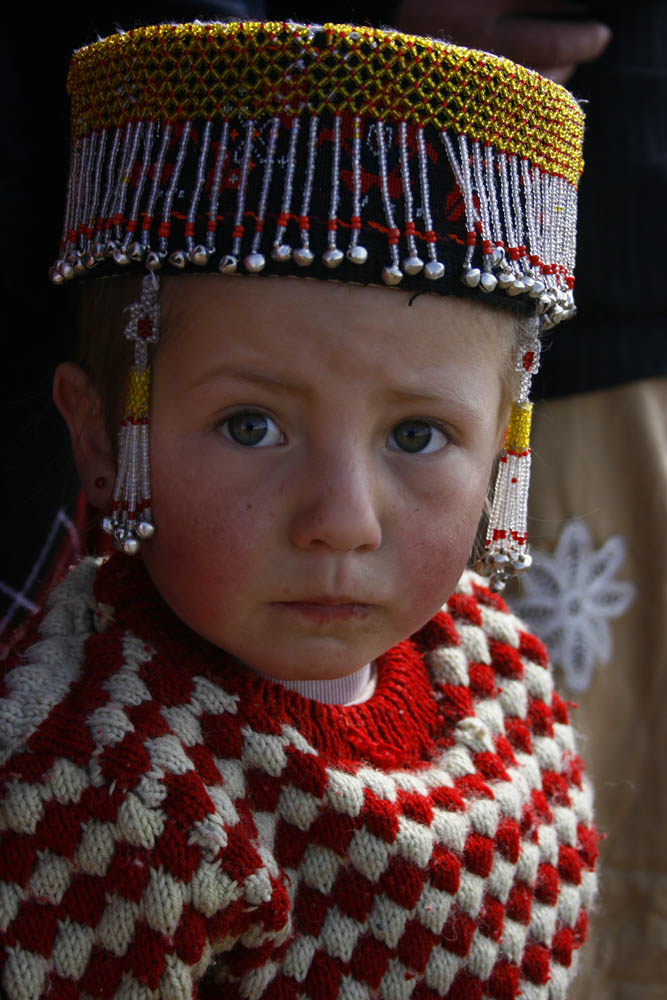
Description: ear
53,362,116,510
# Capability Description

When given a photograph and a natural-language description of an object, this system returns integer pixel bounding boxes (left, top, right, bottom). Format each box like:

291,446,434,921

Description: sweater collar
93,554,448,768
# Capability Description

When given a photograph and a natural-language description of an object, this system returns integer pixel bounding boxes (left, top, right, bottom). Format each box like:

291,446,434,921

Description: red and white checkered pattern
0,556,597,999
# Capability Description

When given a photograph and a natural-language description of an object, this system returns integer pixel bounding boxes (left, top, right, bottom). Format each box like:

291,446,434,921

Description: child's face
140,276,510,680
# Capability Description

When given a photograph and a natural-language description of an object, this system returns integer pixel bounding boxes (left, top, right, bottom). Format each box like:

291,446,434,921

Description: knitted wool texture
0,557,597,999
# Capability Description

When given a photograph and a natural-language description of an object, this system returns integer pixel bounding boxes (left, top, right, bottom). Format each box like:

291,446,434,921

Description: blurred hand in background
394,0,612,82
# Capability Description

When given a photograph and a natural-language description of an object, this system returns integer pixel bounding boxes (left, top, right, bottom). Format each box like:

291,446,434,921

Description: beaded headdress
51,21,584,590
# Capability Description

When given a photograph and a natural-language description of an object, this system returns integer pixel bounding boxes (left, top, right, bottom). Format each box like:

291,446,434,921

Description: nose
289,448,383,554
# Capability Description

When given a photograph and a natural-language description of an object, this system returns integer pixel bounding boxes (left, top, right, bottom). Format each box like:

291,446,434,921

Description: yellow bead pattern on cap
505,401,533,453
125,366,151,421
68,22,583,184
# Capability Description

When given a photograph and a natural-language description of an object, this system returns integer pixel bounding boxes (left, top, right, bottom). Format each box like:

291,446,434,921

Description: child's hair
77,276,142,440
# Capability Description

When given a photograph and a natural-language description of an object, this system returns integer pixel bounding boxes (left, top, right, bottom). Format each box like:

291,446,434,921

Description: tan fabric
515,378,667,999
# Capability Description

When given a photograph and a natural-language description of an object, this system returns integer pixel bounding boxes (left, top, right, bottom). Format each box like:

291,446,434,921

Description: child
0,22,596,1000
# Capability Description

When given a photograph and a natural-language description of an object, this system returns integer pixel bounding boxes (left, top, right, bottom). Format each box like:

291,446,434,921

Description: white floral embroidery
509,519,636,692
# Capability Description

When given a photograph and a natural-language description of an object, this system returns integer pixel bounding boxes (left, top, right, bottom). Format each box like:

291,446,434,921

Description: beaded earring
101,273,159,554
477,325,541,591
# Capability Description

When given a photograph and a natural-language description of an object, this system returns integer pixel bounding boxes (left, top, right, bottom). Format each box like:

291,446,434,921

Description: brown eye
221,411,283,447
390,420,447,454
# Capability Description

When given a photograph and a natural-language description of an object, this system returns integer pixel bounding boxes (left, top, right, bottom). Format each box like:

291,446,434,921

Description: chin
240,639,380,684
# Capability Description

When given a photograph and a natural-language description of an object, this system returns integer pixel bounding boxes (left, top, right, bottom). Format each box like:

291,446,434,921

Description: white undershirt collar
256,661,377,706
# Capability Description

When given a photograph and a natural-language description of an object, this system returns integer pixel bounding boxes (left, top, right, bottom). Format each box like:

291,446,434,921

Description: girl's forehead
161,274,515,354
155,275,514,414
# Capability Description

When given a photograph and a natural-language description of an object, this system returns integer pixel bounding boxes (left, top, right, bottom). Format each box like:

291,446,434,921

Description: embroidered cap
50,21,585,588
53,21,582,313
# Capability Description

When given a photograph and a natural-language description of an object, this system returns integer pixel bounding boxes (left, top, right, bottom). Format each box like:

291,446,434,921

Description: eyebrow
187,365,305,394
383,385,484,423
385,386,465,404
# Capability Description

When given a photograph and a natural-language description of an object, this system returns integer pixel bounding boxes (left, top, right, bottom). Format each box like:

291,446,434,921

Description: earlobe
53,362,116,509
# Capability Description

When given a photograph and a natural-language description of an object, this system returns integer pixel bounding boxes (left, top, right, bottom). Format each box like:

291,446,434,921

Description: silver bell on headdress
190,245,210,267
219,254,239,274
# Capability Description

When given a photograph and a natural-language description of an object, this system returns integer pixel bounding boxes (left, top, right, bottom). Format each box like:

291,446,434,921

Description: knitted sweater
0,556,597,1000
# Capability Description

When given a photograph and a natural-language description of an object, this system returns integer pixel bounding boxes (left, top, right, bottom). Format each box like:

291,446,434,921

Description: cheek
402,516,476,614
141,508,269,649
143,441,275,614
396,460,491,616
150,491,269,581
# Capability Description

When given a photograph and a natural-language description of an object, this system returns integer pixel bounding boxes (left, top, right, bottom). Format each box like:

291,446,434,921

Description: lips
289,595,368,606
271,598,372,624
